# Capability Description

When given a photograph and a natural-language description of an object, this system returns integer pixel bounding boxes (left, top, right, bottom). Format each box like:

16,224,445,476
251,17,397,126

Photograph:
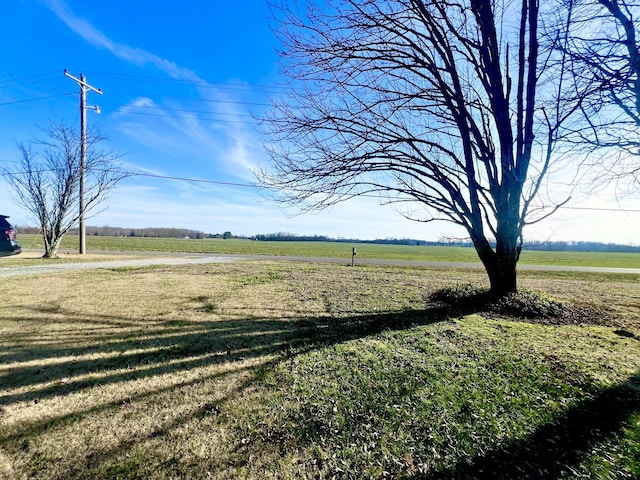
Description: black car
0,215,22,256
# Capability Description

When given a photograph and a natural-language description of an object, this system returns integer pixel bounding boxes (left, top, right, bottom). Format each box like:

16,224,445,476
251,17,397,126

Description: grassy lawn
0,261,638,478
15,233,640,268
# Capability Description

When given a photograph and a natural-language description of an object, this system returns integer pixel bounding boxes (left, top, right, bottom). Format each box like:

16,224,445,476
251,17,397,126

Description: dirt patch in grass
429,284,613,326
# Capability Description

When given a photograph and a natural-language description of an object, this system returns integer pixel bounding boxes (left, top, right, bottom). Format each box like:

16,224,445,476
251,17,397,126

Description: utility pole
64,70,102,254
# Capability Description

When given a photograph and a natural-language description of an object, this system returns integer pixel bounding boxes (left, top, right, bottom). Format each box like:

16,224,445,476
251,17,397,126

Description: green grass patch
249,318,629,477
0,261,638,478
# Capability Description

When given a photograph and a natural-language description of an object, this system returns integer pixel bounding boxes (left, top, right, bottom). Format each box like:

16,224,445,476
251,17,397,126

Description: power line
562,206,640,213
0,70,277,119
0,70,61,87
106,92,271,107
79,70,294,93
0,69,279,119
129,175,640,212
0,70,639,215
102,102,257,117
0,71,75,109
111,110,258,124
0,93,75,106
0,167,258,188
0,95,258,124
124,170,258,188
1,96,261,124
2,165,639,213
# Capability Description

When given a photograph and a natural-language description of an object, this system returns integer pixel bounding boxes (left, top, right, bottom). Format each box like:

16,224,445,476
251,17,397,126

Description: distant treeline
252,233,352,242
523,240,640,253
16,226,640,252
251,232,465,246
18,225,223,239
251,232,640,252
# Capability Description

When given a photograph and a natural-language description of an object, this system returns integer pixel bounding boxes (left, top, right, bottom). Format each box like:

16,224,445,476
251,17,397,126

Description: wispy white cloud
115,97,157,114
44,0,204,82
45,0,264,183
114,95,262,182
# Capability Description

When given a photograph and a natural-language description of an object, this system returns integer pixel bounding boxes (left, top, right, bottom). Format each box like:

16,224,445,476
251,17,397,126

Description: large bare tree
3,122,127,258
261,0,574,295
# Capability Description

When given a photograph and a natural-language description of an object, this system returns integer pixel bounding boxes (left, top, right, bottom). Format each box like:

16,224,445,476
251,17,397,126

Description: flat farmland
0,255,638,479
16,233,640,268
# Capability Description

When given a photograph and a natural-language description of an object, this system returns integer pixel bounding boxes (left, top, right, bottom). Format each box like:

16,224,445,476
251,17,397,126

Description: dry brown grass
0,263,285,479
0,261,638,479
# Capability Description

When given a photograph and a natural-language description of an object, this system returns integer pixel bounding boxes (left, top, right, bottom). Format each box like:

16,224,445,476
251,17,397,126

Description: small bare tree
261,0,577,295
3,122,127,258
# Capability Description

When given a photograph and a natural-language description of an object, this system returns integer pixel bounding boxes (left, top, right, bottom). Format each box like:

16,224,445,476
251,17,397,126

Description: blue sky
0,0,638,244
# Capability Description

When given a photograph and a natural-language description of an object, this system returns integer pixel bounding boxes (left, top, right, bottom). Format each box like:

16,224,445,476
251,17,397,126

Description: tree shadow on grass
0,301,446,429
0,303,447,478
3,289,635,479
0,303,445,405
423,374,640,479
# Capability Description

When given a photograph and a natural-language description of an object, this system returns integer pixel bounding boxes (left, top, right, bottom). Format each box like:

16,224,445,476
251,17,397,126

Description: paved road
240,255,640,274
1,252,639,277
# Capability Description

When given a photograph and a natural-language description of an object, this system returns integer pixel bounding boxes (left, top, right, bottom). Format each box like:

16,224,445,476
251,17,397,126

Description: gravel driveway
0,255,241,277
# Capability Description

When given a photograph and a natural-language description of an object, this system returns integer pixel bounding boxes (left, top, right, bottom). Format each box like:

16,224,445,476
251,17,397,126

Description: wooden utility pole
64,70,102,254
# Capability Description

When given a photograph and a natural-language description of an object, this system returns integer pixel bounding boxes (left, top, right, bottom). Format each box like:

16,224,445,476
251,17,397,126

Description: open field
15,233,640,268
0,259,638,479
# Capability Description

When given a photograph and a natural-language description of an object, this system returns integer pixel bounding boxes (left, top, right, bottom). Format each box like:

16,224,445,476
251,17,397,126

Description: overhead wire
2,165,640,214
0,70,76,108
106,91,271,107
119,170,258,188
1,71,639,216
562,206,640,213
78,70,296,94
101,102,257,117
0,69,274,125
111,110,258,124
0,70,61,87
0,92,75,106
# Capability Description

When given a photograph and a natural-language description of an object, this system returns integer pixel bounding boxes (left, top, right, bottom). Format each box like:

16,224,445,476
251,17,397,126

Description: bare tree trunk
42,239,62,258
471,228,520,295
42,224,64,258
480,251,519,296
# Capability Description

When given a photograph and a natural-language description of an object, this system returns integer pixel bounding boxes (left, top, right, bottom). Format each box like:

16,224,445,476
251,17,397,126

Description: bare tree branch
556,0,640,190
